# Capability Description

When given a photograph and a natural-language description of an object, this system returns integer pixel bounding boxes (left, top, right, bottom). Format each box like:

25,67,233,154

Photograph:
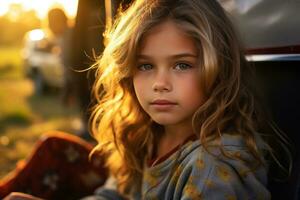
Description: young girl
88,0,287,199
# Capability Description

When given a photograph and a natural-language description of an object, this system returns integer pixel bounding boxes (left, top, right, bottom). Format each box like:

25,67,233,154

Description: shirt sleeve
180,151,271,200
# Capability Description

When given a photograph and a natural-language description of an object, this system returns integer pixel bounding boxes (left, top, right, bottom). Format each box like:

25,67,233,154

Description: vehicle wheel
33,72,46,95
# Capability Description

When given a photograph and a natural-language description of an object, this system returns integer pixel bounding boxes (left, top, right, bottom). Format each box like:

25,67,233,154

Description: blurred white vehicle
22,29,64,94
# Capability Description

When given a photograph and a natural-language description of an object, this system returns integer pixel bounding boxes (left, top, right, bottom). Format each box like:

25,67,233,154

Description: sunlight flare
0,0,78,19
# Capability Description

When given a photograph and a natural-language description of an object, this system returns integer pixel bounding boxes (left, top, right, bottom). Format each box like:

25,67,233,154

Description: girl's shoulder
179,133,268,180
147,133,268,175
144,134,270,199
182,133,266,161
180,134,269,196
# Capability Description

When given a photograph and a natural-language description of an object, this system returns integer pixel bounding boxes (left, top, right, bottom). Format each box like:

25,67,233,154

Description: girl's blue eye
138,64,153,71
174,63,192,70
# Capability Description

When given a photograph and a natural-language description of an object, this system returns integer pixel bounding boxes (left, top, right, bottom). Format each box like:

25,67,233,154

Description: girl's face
133,20,205,129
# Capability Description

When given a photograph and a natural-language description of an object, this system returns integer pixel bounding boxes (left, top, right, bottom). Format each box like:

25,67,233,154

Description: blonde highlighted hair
90,0,290,195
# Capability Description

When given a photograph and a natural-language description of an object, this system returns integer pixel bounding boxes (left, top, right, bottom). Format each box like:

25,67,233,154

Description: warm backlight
0,0,78,19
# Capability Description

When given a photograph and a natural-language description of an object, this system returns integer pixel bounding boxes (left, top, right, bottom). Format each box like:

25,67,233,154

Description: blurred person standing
48,1,133,139
47,8,75,106
48,7,94,140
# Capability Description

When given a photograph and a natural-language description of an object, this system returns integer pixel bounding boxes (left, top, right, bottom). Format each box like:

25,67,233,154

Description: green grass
0,46,82,178
0,46,23,79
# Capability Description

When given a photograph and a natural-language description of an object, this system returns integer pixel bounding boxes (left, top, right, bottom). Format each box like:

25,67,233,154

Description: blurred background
0,0,81,178
0,0,130,180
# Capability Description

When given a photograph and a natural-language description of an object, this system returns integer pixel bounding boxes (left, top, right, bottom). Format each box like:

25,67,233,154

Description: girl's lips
150,99,177,105
150,100,177,111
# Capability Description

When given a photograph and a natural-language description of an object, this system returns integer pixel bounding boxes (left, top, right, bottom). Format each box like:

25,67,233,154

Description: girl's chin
151,118,180,126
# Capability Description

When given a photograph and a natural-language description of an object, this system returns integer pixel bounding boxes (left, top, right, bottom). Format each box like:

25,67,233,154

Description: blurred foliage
0,46,82,178
0,4,41,46
0,47,23,79
0,3,84,179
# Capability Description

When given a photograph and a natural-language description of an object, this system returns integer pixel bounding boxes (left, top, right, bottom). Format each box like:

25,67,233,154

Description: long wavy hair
90,0,290,195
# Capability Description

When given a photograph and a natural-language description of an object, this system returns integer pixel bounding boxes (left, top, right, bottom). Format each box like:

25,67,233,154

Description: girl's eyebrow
137,53,198,59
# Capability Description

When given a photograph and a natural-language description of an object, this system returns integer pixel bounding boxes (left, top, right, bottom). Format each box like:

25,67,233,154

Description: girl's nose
152,70,172,92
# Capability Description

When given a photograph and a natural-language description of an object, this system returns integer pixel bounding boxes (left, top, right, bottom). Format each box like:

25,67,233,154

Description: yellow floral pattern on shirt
184,183,203,200
144,169,160,187
204,179,214,188
140,137,270,200
216,165,232,182
196,158,205,169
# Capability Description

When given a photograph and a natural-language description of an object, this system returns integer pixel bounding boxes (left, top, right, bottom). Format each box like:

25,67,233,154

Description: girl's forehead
142,20,184,39
137,20,198,55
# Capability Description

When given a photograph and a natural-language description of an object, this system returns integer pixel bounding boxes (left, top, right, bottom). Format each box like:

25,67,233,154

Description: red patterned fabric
0,131,108,200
